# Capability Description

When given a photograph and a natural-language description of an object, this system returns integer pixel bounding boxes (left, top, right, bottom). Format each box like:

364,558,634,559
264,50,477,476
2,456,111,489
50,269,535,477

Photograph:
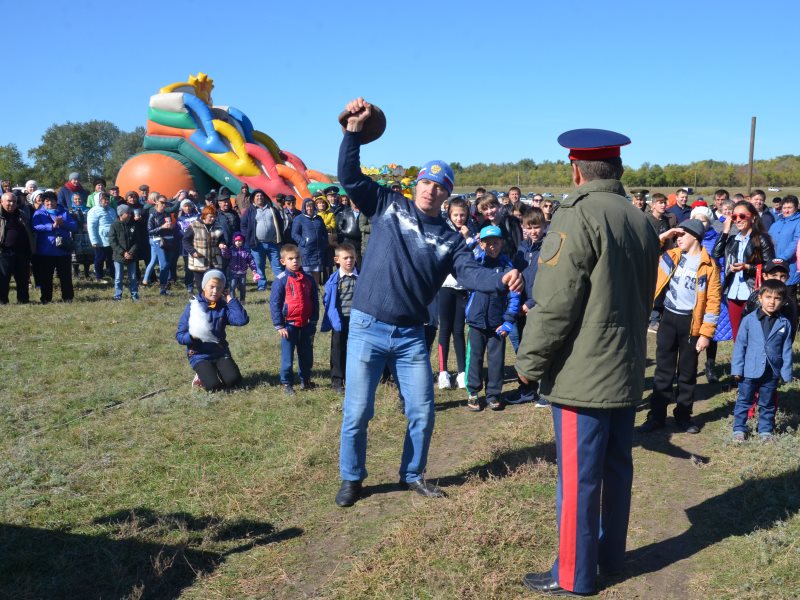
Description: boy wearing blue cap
465,225,521,410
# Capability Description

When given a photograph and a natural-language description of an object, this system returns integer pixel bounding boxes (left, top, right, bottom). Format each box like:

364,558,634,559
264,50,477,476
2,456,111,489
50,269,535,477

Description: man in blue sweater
335,97,523,507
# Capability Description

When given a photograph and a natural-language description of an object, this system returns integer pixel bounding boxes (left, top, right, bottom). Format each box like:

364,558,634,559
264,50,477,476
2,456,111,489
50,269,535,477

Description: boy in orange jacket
640,219,721,434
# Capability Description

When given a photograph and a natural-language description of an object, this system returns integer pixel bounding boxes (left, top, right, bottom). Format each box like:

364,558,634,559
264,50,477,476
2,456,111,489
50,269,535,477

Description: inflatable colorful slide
116,73,331,203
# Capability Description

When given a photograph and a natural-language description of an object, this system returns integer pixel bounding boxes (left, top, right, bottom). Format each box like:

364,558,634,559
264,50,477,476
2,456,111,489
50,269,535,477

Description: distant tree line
451,156,800,188
3,120,799,190
0,121,145,187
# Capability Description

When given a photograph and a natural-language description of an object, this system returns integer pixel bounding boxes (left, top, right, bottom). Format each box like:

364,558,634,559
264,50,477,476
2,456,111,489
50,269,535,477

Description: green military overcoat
516,179,660,409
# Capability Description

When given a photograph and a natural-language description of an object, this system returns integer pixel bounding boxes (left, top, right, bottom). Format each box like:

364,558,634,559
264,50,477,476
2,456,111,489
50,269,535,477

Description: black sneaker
704,363,719,383
675,418,700,434
487,396,503,411
300,379,315,390
332,381,344,395
638,418,665,433
400,479,445,498
283,384,295,395
335,480,362,507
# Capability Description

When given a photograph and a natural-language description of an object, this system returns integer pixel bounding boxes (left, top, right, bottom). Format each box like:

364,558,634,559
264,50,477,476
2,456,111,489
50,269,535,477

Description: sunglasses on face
730,213,752,222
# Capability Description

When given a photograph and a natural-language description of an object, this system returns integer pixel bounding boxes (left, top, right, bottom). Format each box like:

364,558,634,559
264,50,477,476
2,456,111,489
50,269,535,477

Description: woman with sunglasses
712,200,775,338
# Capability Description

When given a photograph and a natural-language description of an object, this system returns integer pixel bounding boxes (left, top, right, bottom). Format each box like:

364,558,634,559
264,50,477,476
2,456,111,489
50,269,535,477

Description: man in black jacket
335,196,362,263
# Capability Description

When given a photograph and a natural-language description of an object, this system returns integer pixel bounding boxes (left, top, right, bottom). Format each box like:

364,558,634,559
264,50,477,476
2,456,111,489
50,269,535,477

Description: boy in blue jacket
270,244,319,394
321,242,358,394
510,206,548,406
731,279,793,443
465,225,521,411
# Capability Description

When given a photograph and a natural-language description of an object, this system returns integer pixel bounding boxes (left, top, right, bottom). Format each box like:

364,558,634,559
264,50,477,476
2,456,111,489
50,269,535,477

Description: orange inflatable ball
115,151,214,198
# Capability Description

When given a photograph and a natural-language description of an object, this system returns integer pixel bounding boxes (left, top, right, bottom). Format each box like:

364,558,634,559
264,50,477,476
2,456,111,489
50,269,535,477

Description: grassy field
1,277,799,599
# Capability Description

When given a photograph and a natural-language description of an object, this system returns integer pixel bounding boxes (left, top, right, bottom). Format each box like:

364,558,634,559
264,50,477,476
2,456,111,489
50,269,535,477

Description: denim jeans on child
114,261,139,299
339,308,435,484
280,322,315,385
733,367,780,434
229,275,246,302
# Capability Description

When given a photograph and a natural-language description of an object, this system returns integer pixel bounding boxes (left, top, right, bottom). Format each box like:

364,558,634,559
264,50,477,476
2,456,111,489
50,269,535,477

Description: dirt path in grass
275,387,511,599
606,393,730,599
270,381,730,599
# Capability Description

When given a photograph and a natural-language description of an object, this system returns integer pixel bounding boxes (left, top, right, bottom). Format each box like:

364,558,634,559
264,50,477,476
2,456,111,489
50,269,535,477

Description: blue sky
4,0,797,175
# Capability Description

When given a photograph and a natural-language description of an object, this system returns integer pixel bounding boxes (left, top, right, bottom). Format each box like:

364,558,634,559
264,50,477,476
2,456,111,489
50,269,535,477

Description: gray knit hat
201,269,226,289
68,172,80,181
117,204,130,217
679,219,706,242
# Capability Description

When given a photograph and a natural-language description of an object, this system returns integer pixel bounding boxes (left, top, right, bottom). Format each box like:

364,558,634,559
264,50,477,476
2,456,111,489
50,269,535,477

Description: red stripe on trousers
438,343,445,372
559,407,579,591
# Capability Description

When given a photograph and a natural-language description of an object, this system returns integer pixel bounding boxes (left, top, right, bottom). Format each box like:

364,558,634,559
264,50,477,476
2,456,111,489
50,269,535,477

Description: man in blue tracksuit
334,97,523,507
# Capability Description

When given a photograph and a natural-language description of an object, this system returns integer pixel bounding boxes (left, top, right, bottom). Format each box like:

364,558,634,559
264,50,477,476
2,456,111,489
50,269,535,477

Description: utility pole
747,117,756,195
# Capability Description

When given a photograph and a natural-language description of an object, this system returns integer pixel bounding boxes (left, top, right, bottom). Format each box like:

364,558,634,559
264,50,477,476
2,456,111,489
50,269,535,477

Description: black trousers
437,287,467,373
93,246,113,279
194,357,242,391
39,255,74,304
330,316,350,385
466,326,506,398
650,310,697,422
0,250,31,304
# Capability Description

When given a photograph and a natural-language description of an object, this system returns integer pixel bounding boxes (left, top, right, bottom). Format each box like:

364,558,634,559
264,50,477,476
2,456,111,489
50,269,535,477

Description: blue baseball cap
479,225,502,240
416,160,454,195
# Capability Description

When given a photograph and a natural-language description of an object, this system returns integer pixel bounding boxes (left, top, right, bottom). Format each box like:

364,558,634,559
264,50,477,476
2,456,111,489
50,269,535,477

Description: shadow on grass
623,467,800,579
0,509,302,600
633,401,734,462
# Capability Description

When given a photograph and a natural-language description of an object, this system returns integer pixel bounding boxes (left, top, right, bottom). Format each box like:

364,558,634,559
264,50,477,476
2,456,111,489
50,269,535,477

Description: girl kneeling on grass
176,269,249,391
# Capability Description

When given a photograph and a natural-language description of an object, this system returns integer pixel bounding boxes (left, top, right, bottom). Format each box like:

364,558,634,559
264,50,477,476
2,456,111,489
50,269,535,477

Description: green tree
106,127,146,181
28,120,121,186
0,143,32,185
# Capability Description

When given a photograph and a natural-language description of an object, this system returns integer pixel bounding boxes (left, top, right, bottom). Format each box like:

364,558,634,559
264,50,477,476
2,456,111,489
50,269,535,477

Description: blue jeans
733,368,779,434
230,274,246,302
114,261,139,298
339,309,435,484
250,241,282,290
143,240,170,286
280,323,315,384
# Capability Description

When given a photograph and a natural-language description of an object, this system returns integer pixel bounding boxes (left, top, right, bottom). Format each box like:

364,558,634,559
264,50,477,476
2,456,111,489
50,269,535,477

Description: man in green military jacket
517,129,659,596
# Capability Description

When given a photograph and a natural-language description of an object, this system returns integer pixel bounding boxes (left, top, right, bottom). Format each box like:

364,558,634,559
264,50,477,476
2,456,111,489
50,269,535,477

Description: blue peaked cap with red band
557,129,631,161
416,160,454,195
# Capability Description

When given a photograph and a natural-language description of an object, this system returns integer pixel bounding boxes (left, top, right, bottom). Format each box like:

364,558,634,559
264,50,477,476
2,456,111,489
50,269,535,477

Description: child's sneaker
112,296,122,302
759,432,774,444
130,293,140,301
283,384,295,395
534,395,550,408
456,372,466,389
732,431,746,444
467,395,483,412
191,374,204,390
300,379,315,390
487,396,503,411
437,371,452,390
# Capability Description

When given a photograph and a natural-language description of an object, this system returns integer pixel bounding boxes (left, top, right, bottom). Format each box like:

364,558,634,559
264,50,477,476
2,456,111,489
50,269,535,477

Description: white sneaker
438,371,452,390
191,374,204,390
456,372,466,389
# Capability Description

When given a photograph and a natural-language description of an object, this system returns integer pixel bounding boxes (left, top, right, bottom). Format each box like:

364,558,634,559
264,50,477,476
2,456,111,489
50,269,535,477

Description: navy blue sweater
338,132,506,326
